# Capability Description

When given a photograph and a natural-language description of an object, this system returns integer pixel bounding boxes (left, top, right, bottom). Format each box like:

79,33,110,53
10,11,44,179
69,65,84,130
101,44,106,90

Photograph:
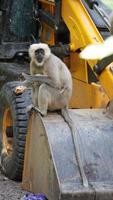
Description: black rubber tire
0,81,31,181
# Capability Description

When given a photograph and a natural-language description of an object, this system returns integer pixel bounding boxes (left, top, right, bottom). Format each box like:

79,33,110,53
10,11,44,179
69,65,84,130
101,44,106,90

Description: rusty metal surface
22,109,113,200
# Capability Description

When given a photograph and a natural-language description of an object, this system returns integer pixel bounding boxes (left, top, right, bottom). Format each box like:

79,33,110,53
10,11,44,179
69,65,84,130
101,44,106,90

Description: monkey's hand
22,72,49,83
22,72,60,89
22,73,66,92
15,86,27,94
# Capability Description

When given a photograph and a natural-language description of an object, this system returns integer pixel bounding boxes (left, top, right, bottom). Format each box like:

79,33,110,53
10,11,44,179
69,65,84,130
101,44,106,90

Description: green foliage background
101,0,113,9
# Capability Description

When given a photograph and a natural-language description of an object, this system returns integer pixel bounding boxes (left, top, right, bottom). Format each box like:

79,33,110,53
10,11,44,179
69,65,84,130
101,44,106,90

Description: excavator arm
62,0,113,100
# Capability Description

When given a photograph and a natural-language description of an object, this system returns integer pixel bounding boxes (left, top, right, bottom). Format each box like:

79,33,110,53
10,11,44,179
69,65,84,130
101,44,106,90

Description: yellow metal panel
91,83,109,108
62,0,103,51
61,0,113,102
70,52,88,82
69,78,109,108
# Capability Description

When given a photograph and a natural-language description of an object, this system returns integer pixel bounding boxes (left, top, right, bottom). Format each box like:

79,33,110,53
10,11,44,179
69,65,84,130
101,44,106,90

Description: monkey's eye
35,48,45,55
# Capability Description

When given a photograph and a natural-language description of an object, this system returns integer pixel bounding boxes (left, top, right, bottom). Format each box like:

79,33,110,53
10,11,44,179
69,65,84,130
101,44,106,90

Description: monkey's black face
35,48,45,63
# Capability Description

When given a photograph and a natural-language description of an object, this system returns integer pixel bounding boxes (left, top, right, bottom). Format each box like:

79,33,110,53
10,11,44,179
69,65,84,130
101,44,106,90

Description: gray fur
22,43,89,187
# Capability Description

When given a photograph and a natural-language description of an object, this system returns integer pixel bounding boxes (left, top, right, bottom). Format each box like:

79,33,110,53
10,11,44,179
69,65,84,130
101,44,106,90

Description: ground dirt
0,167,27,200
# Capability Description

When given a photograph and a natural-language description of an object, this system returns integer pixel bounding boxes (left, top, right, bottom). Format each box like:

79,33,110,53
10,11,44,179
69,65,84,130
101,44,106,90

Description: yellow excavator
1,0,113,200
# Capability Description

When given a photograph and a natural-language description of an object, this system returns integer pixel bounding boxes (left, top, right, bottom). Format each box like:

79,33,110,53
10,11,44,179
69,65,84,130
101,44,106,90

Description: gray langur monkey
17,43,89,187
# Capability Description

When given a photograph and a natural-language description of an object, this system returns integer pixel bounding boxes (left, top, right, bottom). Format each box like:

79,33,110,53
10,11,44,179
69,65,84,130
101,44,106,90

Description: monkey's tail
61,107,89,188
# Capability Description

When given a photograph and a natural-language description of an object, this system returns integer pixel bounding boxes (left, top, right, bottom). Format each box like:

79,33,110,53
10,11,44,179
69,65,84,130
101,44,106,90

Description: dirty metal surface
22,109,113,200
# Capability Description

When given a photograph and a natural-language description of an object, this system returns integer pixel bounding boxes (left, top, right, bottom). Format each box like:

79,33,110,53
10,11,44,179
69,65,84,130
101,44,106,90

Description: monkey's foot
26,104,45,116
26,104,34,112
15,86,26,94
33,107,47,116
